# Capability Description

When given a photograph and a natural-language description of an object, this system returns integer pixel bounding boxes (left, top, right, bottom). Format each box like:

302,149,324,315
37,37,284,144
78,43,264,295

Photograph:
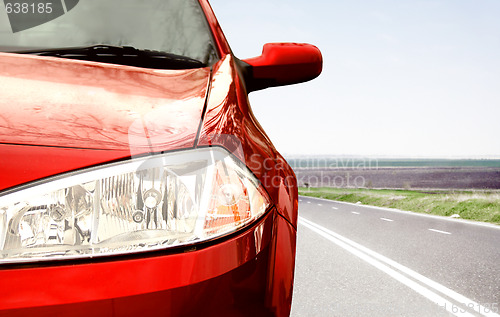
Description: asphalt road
291,196,500,317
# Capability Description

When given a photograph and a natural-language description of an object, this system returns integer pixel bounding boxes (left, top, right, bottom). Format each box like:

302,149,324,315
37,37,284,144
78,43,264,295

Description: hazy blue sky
210,0,500,158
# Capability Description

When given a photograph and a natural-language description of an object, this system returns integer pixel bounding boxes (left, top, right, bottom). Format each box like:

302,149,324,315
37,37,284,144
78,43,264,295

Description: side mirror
241,43,322,92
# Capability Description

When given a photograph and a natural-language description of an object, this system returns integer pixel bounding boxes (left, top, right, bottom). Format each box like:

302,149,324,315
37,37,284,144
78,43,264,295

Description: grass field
299,187,500,225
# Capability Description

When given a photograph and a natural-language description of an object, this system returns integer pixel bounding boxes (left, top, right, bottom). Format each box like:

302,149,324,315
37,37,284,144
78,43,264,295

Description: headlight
0,147,270,264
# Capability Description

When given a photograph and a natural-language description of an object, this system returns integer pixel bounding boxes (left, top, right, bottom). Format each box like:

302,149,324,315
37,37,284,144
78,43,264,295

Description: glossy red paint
197,55,299,227
0,144,129,191
0,209,276,315
0,53,209,152
266,214,298,316
2,245,274,317
0,52,210,190
0,53,299,316
196,55,299,316
243,43,323,91
0,0,322,316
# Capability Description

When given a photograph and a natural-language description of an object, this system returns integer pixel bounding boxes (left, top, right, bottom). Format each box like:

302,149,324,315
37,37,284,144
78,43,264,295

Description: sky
210,0,500,158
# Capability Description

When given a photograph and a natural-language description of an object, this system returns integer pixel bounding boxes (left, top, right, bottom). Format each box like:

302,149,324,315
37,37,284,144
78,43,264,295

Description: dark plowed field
294,167,500,190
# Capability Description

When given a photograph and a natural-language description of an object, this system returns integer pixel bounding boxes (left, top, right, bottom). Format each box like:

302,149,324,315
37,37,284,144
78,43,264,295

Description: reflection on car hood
0,53,211,191
0,52,211,153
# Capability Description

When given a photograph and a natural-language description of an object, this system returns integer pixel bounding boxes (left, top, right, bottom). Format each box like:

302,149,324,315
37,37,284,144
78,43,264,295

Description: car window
0,0,218,65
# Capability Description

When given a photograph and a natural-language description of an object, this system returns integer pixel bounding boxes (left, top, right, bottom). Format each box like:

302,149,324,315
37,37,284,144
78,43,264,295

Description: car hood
0,53,211,190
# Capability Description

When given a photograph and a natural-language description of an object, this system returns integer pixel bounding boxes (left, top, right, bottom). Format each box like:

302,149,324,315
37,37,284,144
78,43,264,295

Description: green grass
299,187,500,225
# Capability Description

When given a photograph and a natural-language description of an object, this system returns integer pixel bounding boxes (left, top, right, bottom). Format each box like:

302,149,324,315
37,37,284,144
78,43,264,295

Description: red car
0,1,321,316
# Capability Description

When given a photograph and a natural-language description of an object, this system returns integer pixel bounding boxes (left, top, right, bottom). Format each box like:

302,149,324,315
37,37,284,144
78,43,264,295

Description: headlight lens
0,147,269,264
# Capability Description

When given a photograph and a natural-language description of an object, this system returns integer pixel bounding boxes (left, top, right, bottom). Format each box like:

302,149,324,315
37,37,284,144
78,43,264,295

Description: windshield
0,0,218,65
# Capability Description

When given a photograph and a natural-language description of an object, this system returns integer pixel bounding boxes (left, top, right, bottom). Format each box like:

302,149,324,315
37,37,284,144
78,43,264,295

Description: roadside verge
299,187,500,226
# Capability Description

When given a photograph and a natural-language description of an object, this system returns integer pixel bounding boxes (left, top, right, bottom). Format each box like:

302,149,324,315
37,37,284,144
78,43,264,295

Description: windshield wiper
11,45,206,70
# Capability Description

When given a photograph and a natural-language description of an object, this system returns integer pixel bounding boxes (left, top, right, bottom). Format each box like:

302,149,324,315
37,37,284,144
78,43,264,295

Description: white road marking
61,0,68,12
332,206,338,210
380,218,394,222
428,229,452,235
307,201,311,204
318,204,323,206
351,212,360,215
299,216,499,317
299,195,500,231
